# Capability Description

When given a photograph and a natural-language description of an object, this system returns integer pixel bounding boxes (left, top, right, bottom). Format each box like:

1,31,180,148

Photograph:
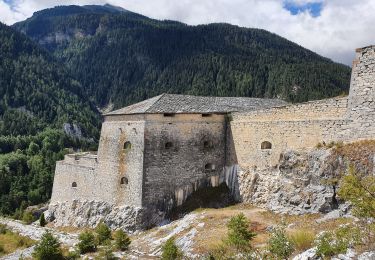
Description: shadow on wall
167,183,236,220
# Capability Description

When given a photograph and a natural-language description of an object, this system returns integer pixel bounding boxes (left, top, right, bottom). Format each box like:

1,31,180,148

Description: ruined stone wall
142,113,227,212
347,46,375,139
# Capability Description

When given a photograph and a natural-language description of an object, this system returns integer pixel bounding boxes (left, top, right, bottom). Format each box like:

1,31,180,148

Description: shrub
0,224,7,234
267,226,294,259
289,229,315,252
161,237,183,260
77,230,97,254
40,213,46,227
96,246,118,260
0,244,4,254
226,213,256,251
22,211,36,224
114,229,131,251
95,221,112,245
338,166,375,218
315,225,361,258
64,250,80,260
32,231,63,260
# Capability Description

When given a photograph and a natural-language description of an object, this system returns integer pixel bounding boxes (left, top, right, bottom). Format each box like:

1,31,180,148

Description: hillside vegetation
0,23,100,215
14,5,351,109
0,22,100,137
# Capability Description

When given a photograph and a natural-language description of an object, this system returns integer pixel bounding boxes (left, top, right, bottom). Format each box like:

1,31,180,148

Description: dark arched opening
124,141,132,150
261,141,272,150
205,163,216,171
120,177,128,185
72,182,77,188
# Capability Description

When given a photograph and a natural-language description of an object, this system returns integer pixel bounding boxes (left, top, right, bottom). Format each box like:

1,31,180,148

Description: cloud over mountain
1,0,374,65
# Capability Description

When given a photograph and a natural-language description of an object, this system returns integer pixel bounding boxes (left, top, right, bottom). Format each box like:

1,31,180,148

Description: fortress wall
229,118,347,170
347,46,375,139
229,97,350,170
234,97,348,122
50,161,97,203
142,113,227,210
95,115,146,207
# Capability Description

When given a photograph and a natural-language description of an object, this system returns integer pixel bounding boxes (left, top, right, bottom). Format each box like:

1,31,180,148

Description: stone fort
49,46,375,229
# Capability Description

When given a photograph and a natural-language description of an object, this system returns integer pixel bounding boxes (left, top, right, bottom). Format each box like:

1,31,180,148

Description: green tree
226,213,256,251
95,221,112,245
338,166,375,218
161,237,183,260
39,213,46,227
26,142,40,156
77,230,97,254
114,229,131,251
32,231,63,260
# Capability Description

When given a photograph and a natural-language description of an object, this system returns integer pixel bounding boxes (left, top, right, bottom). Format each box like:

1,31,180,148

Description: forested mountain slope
0,22,100,215
0,22,100,137
13,5,351,109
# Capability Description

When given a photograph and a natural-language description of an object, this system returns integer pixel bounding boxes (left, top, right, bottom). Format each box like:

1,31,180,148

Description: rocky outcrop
63,123,83,139
46,200,162,232
237,143,374,215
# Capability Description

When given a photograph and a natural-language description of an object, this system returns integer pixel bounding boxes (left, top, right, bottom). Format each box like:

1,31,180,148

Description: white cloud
1,0,375,65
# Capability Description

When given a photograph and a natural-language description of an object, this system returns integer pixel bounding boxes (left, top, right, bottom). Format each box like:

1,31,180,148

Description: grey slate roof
105,93,287,115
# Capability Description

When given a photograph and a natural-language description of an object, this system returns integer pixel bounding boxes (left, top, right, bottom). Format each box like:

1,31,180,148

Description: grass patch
0,227,35,256
288,229,315,252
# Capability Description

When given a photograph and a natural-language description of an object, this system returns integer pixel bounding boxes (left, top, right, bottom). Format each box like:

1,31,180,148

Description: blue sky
283,1,323,17
1,0,374,66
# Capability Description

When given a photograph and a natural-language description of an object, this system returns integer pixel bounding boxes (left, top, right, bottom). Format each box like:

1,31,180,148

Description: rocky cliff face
46,200,159,232
237,140,375,215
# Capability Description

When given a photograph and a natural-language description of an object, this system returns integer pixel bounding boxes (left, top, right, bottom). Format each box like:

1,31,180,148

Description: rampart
48,45,375,230
229,45,375,171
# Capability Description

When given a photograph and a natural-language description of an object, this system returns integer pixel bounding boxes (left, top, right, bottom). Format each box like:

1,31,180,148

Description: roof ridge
145,93,166,113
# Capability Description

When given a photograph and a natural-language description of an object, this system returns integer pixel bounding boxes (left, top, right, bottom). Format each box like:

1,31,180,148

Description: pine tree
32,231,63,260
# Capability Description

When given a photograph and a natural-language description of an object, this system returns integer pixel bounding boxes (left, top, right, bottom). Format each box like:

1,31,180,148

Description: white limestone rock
292,247,317,260
46,200,152,232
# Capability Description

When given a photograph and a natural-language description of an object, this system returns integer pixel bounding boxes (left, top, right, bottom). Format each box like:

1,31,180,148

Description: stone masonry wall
142,113,227,212
347,46,375,139
50,159,98,203
50,114,146,208
228,46,375,173
229,97,348,170
95,115,146,207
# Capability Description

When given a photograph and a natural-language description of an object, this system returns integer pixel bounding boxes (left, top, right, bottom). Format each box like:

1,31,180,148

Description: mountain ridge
12,4,351,109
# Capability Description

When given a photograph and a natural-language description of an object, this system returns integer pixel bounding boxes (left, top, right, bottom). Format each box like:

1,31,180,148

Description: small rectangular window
202,113,212,117
163,113,175,117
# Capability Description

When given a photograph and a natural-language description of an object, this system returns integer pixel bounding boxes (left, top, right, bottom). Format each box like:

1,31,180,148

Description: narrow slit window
202,113,212,117
203,141,211,148
72,182,77,188
261,141,272,150
163,113,175,117
165,142,173,149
